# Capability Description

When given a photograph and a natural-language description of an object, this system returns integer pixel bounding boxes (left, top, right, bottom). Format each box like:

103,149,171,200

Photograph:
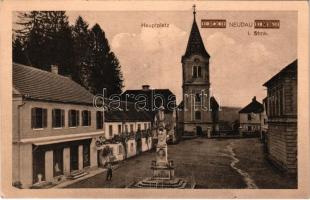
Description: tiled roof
105,101,153,122
239,97,264,113
121,89,176,114
13,63,95,105
182,17,210,61
263,59,297,87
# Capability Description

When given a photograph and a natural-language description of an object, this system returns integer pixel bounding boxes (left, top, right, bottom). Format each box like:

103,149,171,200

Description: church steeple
182,5,210,62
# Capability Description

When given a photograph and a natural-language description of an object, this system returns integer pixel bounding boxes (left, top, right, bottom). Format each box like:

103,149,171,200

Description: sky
14,10,297,107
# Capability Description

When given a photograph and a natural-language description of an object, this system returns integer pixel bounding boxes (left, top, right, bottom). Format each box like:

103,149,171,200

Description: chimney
51,65,58,74
252,96,256,102
142,85,150,91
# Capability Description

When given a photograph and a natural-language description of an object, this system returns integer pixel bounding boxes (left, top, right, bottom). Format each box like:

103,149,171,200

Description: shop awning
20,131,104,146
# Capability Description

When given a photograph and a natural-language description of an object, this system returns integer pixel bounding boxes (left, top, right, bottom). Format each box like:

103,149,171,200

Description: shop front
32,139,92,184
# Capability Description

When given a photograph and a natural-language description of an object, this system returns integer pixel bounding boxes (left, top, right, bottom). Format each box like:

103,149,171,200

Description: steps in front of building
67,170,89,180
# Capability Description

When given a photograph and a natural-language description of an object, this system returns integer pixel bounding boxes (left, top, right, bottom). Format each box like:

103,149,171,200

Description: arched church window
197,66,202,77
192,66,197,78
192,66,202,78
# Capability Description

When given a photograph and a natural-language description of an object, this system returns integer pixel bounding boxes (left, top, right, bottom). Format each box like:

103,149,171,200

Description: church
177,6,219,138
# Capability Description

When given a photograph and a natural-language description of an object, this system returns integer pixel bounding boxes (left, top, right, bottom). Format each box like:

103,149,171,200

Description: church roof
182,12,210,61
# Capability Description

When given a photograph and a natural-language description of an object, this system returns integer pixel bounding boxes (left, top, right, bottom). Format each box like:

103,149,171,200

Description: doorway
70,145,79,171
196,126,203,137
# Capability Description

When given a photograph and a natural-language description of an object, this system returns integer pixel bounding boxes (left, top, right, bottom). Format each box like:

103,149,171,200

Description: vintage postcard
0,0,309,198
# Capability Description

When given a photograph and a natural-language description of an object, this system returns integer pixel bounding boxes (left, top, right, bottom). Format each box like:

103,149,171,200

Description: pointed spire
182,5,210,61
193,4,196,21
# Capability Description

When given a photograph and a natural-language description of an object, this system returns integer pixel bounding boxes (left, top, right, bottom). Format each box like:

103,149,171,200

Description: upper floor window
247,114,252,121
31,107,47,129
195,111,201,120
109,125,113,137
192,66,202,78
118,124,122,134
96,111,103,129
52,109,65,128
82,110,91,126
69,110,79,127
137,124,141,131
130,124,134,132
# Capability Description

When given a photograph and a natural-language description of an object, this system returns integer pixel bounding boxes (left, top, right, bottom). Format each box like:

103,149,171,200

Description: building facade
179,8,213,138
13,63,104,188
122,85,177,142
239,96,265,136
102,101,154,162
263,60,297,175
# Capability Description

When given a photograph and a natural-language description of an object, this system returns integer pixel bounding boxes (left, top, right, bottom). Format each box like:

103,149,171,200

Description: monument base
131,163,195,188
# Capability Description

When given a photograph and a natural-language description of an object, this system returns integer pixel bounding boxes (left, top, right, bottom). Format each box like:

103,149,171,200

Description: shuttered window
31,107,47,129
69,110,79,127
82,110,91,126
52,109,65,128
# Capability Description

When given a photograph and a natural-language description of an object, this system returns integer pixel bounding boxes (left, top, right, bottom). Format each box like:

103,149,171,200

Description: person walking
106,162,113,181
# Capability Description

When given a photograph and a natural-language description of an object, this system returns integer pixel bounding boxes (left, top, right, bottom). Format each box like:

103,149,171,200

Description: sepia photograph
0,0,309,198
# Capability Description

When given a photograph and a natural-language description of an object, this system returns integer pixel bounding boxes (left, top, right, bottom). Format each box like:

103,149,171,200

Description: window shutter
43,109,47,128
31,108,36,128
88,111,91,126
61,110,65,127
77,110,80,126
68,110,72,127
52,109,55,127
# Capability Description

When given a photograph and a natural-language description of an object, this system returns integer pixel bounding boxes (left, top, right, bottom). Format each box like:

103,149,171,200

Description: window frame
31,107,48,129
82,110,91,127
68,109,79,128
109,125,113,137
52,108,65,129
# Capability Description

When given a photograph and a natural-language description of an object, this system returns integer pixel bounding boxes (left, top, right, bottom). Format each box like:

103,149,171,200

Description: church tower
181,5,213,138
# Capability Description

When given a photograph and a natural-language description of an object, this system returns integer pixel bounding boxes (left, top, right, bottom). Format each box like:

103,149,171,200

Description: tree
14,11,75,76
13,37,28,64
72,16,91,88
88,24,123,96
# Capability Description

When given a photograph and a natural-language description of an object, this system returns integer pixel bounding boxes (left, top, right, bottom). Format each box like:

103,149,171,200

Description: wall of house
126,139,137,158
239,113,263,133
12,99,102,188
104,121,152,139
266,73,297,174
18,100,104,140
267,122,297,174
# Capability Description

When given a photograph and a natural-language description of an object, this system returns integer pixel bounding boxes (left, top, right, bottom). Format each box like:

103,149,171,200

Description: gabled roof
105,101,153,122
263,59,297,87
182,14,210,61
13,63,94,105
239,97,264,113
121,88,176,113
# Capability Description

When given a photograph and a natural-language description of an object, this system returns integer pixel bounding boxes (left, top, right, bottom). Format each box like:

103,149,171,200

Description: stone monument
132,106,195,188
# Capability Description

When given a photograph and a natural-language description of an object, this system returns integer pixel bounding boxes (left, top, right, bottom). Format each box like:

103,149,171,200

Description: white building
12,63,104,188
239,96,265,136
